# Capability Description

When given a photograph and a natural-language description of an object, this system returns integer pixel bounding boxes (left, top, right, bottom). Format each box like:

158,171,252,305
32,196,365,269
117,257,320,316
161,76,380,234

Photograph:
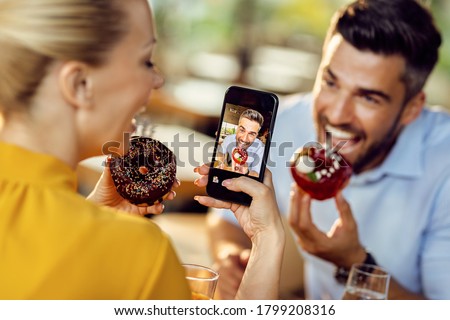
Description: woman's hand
194,164,282,241
86,157,179,216
194,164,285,299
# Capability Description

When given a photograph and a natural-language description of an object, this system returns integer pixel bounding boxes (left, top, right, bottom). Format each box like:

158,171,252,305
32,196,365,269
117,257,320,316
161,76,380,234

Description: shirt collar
0,142,77,190
352,112,424,183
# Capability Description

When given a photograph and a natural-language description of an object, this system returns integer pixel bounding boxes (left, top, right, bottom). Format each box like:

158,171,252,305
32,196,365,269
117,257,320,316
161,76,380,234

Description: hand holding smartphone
207,86,279,206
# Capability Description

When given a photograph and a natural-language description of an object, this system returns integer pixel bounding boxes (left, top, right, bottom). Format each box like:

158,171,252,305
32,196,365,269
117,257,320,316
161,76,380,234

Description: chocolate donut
290,146,352,200
109,136,177,206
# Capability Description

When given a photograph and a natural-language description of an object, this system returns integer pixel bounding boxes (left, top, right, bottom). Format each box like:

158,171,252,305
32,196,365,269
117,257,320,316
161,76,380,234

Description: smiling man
217,108,264,176
207,0,450,300
313,34,424,175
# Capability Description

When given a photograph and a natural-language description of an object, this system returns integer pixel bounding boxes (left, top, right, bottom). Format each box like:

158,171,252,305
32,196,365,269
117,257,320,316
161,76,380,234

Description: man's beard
352,112,404,174
315,106,406,174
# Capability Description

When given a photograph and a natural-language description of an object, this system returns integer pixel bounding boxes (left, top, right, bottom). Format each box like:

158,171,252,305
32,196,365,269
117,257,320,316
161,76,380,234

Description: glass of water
342,263,390,300
182,264,219,300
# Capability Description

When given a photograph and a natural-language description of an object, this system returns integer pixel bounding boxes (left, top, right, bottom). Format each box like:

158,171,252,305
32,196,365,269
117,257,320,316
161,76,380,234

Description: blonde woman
0,0,284,299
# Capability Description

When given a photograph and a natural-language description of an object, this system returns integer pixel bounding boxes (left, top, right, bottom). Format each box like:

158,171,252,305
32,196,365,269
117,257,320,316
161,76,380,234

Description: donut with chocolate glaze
109,136,177,206
290,146,352,200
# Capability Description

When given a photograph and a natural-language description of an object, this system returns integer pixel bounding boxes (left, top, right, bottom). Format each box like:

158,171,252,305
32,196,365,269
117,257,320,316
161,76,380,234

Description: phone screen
207,86,278,205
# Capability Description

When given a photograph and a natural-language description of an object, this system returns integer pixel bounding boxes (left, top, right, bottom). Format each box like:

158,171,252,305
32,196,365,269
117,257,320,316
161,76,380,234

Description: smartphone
207,86,279,206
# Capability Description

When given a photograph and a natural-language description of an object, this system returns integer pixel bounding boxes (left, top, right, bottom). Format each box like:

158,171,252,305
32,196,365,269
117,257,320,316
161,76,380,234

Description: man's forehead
322,34,407,96
239,118,260,127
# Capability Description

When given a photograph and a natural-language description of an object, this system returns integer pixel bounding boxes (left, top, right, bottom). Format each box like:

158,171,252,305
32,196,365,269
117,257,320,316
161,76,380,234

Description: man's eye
362,95,380,105
323,78,335,87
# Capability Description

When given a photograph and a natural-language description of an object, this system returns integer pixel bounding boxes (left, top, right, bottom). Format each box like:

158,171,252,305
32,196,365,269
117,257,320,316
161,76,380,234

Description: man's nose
241,133,251,142
326,93,355,124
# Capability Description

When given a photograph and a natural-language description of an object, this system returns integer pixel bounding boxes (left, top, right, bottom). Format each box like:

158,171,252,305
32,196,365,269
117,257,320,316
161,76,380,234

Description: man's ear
400,91,425,126
58,61,93,110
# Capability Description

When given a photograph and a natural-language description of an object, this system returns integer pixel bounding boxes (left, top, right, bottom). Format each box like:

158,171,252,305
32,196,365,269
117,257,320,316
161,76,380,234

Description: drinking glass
182,264,219,300
342,263,390,300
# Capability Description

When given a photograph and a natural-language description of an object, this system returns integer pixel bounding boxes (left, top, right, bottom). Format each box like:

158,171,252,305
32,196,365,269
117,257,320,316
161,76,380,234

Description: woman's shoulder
82,200,168,244
41,190,171,253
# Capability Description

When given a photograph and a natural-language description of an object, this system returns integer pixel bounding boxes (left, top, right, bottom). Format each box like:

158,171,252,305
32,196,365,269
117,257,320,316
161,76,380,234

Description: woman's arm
194,165,285,299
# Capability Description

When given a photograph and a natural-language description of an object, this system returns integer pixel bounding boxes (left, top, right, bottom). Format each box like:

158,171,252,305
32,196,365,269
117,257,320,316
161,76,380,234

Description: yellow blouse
0,142,191,299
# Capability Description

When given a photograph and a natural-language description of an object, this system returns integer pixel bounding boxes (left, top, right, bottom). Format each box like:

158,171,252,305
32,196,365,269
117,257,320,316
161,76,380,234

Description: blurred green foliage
430,0,450,71
152,0,450,105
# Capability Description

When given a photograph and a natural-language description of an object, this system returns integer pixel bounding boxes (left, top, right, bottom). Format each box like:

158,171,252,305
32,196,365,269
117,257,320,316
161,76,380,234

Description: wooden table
153,213,214,268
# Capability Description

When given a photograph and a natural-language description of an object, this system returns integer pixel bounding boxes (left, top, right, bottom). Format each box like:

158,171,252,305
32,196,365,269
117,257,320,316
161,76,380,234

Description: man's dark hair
326,0,442,103
239,108,264,128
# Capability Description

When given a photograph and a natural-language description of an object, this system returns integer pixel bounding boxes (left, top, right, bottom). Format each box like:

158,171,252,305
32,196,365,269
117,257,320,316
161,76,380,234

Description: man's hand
87,157,179,216
288,185,366,268
233,162,249,175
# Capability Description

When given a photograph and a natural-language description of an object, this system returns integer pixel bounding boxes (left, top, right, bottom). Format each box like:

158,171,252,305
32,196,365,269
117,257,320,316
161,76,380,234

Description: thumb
222,177,269,201
98,156,116,188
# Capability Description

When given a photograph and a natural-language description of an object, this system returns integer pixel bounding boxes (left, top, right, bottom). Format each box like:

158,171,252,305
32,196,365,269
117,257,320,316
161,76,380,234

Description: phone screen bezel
207,86,279,205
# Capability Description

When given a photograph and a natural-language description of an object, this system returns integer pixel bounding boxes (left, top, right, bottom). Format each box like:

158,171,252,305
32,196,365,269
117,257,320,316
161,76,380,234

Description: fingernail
193,167,198,172
194,196,199,201
222,179,231,187
194,179,199,186
161,204,165,211
172,191,176,197
177,179,181,186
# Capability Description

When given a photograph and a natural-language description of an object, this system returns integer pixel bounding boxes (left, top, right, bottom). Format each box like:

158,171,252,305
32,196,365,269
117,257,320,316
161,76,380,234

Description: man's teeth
325,125,355,140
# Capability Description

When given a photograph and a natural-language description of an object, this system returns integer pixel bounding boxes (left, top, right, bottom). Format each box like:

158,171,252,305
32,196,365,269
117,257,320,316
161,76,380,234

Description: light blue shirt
217,94,450,299
220,134,265,174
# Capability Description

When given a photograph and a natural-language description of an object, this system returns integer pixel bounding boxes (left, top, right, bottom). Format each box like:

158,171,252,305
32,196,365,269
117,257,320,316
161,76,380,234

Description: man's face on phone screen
235,117,260,150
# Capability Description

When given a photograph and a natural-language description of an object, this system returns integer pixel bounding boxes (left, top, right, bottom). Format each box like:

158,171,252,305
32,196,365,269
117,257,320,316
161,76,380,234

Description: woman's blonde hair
0,0,128,114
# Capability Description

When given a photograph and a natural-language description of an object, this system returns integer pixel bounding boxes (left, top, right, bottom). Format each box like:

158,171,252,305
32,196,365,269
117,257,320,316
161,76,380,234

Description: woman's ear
58,61,93,110
400,91,425,126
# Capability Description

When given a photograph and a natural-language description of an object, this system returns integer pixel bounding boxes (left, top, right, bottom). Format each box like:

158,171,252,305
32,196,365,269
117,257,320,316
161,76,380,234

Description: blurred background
149,0,450,207
151,0,450,121
79,0,450,212
75,0,450,296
